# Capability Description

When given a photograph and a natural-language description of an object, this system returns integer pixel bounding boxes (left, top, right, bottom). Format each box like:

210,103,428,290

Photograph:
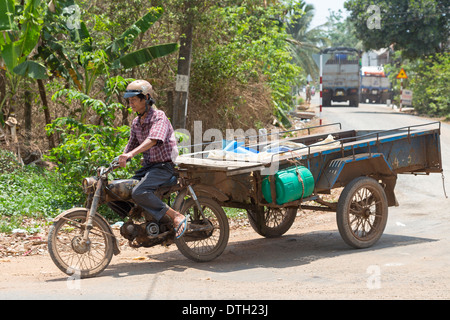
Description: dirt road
1,102,449,300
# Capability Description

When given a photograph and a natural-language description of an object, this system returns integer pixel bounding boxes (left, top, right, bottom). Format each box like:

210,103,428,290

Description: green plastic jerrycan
262,166,314,205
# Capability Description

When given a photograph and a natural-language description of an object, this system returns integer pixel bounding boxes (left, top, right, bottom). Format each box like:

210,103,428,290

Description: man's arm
118,138,157,167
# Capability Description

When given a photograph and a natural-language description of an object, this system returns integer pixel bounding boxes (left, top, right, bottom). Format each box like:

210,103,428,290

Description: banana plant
0,0,48,125
105,6,179,70
42,3,178,92
0,0,48,79
41,1,178,123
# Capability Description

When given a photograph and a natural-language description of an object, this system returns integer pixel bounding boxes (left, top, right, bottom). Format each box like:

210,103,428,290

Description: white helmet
123,80,153,99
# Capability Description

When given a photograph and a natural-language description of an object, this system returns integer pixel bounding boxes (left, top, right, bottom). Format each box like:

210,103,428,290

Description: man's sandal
175,217,187,239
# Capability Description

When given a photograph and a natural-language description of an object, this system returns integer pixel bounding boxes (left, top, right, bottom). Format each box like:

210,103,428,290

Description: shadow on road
97,230,437,279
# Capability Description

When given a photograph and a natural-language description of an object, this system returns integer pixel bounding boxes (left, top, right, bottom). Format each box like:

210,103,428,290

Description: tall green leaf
117,43,179,69
105,8,164,60
0,0,15,31
13,60,48,79
1,39,19,71
22,0,43,51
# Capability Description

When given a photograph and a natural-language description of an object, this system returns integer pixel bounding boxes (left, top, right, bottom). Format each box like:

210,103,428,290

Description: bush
0,150,83,232
385,52,449,118
45,118,141,186
410,53,450,117
190,3,302,128
0,149,22,173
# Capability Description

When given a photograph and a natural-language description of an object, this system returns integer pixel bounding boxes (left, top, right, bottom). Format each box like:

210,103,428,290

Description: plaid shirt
125,108,178,164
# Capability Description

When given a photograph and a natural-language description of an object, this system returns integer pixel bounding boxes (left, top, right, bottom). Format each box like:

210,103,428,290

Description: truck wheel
350,97,359,107
336,177,388,248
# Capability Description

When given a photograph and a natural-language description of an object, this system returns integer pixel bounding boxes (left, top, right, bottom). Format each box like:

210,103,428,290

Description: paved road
1,101,449,301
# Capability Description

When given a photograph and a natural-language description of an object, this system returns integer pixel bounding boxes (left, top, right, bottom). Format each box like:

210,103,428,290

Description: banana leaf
1,40,20,71
117,43,179,69
13,60,48,79
18,0,43,57
0,0,43,71
105,8,164,60
0,0,15,31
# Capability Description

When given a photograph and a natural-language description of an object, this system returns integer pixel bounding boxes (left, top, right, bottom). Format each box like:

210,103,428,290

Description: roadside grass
0,150,83,233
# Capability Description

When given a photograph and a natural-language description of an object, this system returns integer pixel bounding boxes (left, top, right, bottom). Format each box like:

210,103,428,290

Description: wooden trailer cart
175,122,443,250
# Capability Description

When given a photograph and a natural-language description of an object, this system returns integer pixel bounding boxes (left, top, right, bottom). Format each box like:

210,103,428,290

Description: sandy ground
1,203,449,300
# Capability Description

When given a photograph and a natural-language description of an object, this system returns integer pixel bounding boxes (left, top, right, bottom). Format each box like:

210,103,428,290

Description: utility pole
172,23,193,130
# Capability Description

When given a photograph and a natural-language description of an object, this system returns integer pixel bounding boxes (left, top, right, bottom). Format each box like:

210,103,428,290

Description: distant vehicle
360,66,392,104
322,47,361,107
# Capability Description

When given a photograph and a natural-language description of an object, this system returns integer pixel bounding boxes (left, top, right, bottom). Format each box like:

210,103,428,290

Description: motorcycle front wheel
48,209,114,278
175,197,229,262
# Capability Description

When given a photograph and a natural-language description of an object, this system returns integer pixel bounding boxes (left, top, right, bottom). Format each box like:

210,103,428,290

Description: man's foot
166,208,187,239
174,217,187,239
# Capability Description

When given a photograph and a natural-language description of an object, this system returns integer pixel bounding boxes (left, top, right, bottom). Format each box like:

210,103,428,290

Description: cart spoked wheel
247,206,297,238
337,176,388,248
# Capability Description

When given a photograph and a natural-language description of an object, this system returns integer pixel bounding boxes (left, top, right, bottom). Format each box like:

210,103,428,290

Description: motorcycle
48,158,230,278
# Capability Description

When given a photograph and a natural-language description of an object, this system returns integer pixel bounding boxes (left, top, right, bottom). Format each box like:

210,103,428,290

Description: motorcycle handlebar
98,156,131,176
110,156,120,168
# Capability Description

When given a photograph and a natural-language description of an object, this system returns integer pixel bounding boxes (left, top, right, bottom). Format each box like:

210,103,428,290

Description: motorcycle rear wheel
175,197,229,262
48,209,114,278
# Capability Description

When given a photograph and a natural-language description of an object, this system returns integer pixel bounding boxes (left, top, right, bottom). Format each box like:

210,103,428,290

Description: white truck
360,66,391,104
322,47,361,107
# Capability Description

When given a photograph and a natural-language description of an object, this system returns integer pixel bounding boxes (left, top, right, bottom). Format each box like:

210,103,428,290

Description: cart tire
175,197,229,262
247,206,297,238
337,176,388,248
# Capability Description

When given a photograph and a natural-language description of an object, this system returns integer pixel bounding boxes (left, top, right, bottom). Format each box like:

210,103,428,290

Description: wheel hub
71,236,90,254
362,207,371,218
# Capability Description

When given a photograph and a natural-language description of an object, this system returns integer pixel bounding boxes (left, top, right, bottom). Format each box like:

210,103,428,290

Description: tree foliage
0,0,48,124
384,51,449,118
325,10,361,49
285,1,329,79
409,53,449,117
345,0,449,59
190,1,303,128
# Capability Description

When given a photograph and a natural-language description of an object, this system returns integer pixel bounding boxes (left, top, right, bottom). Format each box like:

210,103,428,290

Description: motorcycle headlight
82,177,97,194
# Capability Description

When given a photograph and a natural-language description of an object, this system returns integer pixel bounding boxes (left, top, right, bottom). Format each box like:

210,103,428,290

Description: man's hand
118,153,133,167
119,139,156,167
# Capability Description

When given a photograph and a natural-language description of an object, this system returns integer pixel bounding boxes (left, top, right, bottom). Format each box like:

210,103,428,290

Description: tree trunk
24,90,32,142
0,68,6,125
116,93,129,127
37,79,55,149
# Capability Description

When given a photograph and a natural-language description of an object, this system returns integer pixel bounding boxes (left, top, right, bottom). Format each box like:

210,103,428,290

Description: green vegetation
410,53,449,118
345,0,448,60
191,3,302,128
385,52,450,118
0,150,81,232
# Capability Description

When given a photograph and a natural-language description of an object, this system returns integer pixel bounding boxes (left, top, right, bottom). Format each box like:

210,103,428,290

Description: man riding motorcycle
118,79,187,238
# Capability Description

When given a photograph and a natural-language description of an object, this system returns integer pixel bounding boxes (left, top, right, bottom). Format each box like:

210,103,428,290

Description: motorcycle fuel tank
106,179,139,201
